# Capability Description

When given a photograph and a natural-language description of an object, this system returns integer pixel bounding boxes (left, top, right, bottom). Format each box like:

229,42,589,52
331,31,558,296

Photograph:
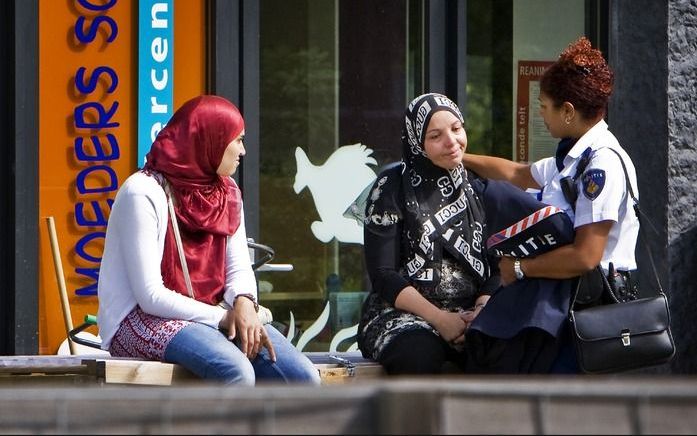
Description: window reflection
257,0,593,351
259,0,423,351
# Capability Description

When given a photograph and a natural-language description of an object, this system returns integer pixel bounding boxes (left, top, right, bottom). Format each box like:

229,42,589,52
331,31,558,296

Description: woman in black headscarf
357,93,500,375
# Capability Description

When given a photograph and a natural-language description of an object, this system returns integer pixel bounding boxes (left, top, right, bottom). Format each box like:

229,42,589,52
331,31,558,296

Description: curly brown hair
540,36,614,120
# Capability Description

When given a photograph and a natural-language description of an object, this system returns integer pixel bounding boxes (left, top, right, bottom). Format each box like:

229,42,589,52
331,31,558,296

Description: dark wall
339,0,407,165
608,0,697,373
3,0,39,355
0,0,13,354
608,1,670,292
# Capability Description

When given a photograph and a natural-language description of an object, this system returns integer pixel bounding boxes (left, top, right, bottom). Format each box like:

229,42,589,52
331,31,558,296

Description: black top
363,164,500,305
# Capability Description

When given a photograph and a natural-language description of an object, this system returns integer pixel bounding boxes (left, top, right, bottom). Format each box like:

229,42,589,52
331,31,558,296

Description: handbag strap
569,147,663,308
164,181,195,299
604,147,663,294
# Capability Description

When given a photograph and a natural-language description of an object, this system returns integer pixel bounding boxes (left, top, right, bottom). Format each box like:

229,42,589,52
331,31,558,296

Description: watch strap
514,258,525,280
235,293,259,312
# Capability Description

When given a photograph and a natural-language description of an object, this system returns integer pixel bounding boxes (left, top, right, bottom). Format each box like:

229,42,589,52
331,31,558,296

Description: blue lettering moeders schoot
72,0,121,296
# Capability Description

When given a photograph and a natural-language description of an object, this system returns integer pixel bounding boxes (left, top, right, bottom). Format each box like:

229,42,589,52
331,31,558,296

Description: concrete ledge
1,375,697,434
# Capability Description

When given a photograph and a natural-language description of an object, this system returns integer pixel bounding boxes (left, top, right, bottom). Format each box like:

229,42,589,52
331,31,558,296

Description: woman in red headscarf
97,95,320,385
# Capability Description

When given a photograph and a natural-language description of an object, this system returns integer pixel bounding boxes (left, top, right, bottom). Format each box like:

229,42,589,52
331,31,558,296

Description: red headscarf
143,95,244,304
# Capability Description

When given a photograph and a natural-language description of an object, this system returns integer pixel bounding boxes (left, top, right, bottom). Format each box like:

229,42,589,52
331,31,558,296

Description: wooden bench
0,355,197,386
305,351,384,384
0,352,383,386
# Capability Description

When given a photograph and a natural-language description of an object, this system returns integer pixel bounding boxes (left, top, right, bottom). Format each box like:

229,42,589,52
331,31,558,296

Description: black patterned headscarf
401,93,489,286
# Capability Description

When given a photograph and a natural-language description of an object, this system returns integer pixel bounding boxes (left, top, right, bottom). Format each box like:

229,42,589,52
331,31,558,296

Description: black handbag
570,290,674,373
568,148,676,374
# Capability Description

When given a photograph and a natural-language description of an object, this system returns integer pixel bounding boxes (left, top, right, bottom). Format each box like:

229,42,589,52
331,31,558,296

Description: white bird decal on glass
293,143,377,244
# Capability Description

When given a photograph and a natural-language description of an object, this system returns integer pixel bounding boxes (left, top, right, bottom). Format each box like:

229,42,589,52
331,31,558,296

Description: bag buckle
621,330,631,347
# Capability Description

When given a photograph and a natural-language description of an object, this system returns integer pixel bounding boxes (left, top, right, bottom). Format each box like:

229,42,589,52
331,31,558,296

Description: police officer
463,36,639,289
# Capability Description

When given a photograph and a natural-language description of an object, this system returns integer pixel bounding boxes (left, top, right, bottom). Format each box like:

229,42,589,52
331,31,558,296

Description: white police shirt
530,119,640,271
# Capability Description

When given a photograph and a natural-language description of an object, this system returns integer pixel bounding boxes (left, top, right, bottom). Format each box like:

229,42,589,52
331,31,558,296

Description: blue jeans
164,322,321,386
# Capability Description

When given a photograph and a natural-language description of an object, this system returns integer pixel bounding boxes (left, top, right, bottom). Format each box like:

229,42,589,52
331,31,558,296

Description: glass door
257,0,424,351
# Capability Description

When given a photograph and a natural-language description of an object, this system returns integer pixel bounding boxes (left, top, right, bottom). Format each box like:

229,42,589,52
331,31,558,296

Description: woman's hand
454,295,490,343
395,286,476,344
461,295,490,324
218,297,276,362
431,310,469,344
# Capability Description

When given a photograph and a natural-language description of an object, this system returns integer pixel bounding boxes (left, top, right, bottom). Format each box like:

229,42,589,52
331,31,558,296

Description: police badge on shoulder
582,169,606,200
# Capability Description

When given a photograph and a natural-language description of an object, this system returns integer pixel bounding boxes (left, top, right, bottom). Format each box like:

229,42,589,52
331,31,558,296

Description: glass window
465,0,593,162
254,0,603,352
258,0,424,351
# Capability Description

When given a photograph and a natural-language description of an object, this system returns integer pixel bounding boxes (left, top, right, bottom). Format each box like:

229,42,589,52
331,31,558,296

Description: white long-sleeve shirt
97,171,258,350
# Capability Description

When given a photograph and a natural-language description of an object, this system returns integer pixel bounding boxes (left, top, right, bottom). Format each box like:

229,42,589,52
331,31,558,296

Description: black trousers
378,329,468,375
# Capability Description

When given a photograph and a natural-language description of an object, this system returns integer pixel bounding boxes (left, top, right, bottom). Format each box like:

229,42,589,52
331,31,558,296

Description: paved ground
1,374,697,434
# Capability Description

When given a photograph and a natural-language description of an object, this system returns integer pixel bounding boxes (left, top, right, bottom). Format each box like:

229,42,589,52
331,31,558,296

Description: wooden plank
0,355,196,386
99,359,197,386
315,363,384,384
0,355,90,376
0,355,94,384
0,355,85,366
0,353,385,385
305,352,385,384
0,364,89,376
98,357,383,385
97,357,381,386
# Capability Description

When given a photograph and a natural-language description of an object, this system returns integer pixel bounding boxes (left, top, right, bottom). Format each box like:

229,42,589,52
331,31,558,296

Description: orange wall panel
38,0,205,354
174,1,206,107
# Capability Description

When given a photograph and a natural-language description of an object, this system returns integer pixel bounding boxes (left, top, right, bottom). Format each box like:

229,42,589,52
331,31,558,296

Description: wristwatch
513,258,525,280
235,293,259,312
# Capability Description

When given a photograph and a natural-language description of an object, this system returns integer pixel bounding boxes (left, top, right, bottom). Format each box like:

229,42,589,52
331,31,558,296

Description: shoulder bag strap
163,181,196,299
571,147,663,308
604,147,663,294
